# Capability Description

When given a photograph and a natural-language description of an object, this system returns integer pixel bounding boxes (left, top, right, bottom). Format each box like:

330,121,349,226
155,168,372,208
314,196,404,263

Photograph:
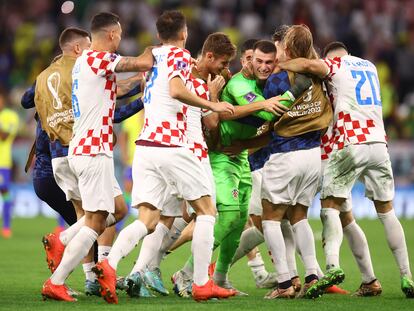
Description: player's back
325,55,386,145
139,45,192,147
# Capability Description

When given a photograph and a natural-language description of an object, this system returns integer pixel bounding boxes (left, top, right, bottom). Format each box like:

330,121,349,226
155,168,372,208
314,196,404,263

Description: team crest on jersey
244,92,257,103
231,188,239,199
109,53,118,62
176,60,187,70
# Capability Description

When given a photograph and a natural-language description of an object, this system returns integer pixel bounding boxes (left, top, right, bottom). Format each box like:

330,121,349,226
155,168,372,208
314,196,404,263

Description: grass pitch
1,217,413,310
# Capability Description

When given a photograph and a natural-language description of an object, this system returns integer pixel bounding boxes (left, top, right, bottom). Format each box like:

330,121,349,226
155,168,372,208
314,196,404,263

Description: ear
206,51,214,62
109,29,115,41
283,47,288,58
74,43,81,55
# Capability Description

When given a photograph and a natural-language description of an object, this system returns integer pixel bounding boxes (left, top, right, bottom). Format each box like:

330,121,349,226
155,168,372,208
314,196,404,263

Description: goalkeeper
208,40,311,293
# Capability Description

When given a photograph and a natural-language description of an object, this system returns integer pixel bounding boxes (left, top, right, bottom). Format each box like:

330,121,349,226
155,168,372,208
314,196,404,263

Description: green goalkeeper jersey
219,72,273,147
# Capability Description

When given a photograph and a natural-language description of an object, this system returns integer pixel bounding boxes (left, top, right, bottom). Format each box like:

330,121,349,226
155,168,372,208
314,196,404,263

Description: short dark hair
272,25,290,42
322,41,348,58
202,32,237,58
156,10,186,41
91,12,120,33
240,39,259,55
253,40,276,54
59,27,90,49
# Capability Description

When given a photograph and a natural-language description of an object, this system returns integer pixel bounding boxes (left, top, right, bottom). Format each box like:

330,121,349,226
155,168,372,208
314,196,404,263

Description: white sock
59,216,85,246
247,253,267,279
262,220,290,283
343,220,376,283
98,245,112,261
131,222,169,274
182,258,194,277
231,226,264,265
316,264,324,279
281,219,298,278
148,218,188,269
107,220,148,270
83,262,96,282
193,215,215,286
105,214,116,227
51,226,98,285
321,208,343,270
378,210,412,277
292,219,318,277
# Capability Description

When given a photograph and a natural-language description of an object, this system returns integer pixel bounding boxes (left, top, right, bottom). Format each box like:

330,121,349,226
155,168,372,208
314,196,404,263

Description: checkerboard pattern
166,47,191,81
144,105,188,146
321,112,377,159
86,51,118,77
189,142,208,161
192,77,209,100
323,57,341,80
73,106,115,156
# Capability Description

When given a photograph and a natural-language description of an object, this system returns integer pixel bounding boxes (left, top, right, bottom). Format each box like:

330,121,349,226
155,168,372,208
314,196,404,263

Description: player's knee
114,195,128,220
339,211,354,228
374,200,393,214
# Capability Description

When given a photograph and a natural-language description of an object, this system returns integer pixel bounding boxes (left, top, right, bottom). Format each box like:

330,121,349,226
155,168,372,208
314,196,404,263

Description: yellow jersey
122,110,144,166
0,108,19,168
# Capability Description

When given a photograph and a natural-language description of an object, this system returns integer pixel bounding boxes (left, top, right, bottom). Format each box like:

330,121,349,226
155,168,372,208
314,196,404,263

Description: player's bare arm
115,47,154,73
278,58,329,79
169,76,234,114
117,74,142,97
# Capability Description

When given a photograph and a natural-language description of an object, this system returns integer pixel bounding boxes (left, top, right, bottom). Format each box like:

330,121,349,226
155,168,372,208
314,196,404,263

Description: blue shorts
123,166,132,181
0,168,11,191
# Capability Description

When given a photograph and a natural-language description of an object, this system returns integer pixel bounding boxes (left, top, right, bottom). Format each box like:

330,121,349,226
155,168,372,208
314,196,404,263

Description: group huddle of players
22,9,414,304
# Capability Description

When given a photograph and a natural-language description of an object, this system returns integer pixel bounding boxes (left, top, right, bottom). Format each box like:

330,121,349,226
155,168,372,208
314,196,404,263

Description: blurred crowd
1,0,414,182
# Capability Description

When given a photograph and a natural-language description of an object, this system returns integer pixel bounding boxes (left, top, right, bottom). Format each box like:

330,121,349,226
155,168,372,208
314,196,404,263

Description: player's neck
61,51,78,59
195,59,209,80
90,41,115,53
162,39,185,49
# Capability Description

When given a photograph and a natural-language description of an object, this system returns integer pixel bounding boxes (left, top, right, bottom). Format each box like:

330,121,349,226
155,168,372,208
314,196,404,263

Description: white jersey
186,76,211,161
322,55,387,151
69,50,122,157
139,45,191,147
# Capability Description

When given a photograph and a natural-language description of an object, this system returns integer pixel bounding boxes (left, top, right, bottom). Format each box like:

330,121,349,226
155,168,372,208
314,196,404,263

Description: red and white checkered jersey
69,50,121,157
322,55,386,151
320,124,333,160
138,45,192,147
186,76,211,161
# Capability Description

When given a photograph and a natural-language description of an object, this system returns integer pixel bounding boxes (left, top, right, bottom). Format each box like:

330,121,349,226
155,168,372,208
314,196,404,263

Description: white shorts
52,156,81,201
248,168,263,216
131,146,212,211
160,191,185,217
321,143,394,202
186,158,215,216
68,155,122,213
320,160,352,213
262,147,321,207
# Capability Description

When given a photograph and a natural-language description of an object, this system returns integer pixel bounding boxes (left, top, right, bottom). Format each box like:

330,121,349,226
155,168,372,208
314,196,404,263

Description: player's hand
207,74,226,100
262,96,290,116
241,62,254,80
210,101,235,114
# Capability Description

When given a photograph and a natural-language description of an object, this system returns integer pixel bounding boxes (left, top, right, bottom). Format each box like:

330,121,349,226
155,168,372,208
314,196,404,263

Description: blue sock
2,192,12,229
